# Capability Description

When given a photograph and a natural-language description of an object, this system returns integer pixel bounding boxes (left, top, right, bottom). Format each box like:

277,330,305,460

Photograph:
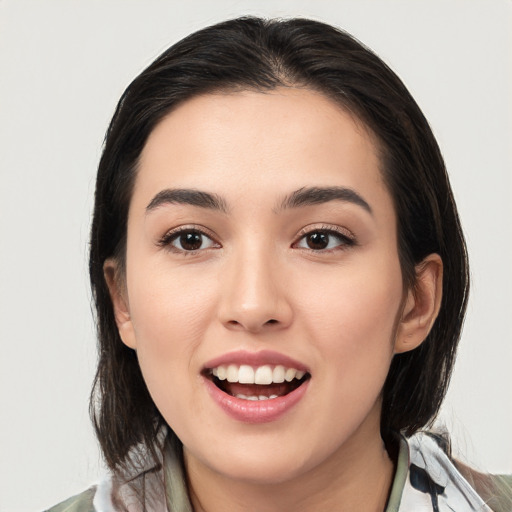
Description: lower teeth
235,394,279,400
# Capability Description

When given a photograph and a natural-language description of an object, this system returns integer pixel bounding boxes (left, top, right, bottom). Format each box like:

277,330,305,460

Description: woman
48,16,510,512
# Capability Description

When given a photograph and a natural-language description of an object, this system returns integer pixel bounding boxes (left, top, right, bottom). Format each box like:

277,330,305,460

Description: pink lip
202,349,309,372
203,375,310,424
202,350,310,423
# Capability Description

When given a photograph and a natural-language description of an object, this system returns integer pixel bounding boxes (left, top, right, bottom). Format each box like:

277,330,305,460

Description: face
112,88,408,484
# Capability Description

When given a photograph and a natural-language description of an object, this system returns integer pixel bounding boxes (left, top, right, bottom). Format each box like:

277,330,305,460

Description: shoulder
44,486,97,512
454,464,512,512
398,432,494,511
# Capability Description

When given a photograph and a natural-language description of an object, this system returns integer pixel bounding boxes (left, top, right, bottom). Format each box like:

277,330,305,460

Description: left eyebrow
276,186,373,215
146,188,229,214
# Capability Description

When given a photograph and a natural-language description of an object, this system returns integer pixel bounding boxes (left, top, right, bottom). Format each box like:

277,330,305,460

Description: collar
387,432,492,511
95,430,491,511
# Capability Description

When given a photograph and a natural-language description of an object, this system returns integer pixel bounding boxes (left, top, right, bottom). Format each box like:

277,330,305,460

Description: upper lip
202,349,310,373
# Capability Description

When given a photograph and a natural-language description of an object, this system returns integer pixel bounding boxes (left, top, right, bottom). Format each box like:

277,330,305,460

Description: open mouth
203,364,311,401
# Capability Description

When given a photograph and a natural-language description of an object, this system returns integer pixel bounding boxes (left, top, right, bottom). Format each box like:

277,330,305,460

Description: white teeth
285,368,297,382
254,365,273,385
234,394,279,401
226,364,238,383
217,366,227,380
211,364,306,384
272,365,285,383
239,365,255,384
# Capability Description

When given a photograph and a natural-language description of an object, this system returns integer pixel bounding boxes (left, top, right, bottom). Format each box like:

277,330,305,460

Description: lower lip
203,377,310,424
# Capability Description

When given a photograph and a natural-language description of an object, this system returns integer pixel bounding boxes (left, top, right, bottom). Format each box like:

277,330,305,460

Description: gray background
0,1,510,510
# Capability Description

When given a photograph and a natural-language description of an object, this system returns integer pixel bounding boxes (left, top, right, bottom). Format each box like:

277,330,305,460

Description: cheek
125,265,218,398
295,266,402,436
129,263,217,339
296,256,403,375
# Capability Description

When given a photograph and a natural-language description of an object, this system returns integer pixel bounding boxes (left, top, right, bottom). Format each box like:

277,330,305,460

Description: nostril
223,316,285,332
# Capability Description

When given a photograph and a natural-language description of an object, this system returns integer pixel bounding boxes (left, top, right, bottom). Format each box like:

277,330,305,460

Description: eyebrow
277,186,373,215
146,188,229,214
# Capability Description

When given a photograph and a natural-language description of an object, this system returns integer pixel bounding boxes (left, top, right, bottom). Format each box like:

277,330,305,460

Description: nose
218,246,293,333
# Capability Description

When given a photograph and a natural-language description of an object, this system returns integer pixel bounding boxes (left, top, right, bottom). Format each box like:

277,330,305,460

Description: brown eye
305,231,329,250
296,229,354,251
167,229,217,251
179,232,203,250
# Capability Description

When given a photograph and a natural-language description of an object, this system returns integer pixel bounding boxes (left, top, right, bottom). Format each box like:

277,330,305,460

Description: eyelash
157,225,356,254
158,225,220,254
293,225,356,252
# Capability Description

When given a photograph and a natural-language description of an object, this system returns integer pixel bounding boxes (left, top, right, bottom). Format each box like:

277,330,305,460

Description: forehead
134,88,391,215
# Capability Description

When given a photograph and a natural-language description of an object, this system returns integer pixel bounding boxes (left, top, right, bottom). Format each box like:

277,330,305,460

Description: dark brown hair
89,16,469,472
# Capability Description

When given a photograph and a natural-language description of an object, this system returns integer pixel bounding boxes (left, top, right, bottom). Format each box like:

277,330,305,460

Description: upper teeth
211,364,306,385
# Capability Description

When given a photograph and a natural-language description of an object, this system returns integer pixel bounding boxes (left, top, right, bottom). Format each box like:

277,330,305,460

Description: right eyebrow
145,188,229,214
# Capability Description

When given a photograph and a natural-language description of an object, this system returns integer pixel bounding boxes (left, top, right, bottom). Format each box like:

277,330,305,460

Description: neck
184,407,395,512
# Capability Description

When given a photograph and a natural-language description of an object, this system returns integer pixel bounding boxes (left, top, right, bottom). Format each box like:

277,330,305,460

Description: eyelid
157,224,221,251
295,224,355,240
293,224,357,250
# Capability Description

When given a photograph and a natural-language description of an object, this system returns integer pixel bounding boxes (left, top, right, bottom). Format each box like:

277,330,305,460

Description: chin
184,432,327,486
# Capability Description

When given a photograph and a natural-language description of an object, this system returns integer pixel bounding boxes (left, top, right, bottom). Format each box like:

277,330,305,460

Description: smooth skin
105,88,443,512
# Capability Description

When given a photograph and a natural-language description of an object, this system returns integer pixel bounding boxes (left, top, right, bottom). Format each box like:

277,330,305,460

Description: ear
103,258,137,349
394,253,443,354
